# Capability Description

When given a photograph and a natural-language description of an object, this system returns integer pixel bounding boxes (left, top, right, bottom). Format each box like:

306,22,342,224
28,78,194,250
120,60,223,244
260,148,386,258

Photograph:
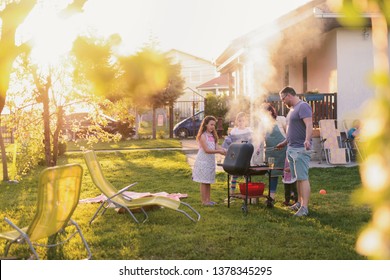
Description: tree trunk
133,107,139,139
32,69,53,167
38,75,53,166
42,92,52,166
152,107,157,139
0,89,9,181
52,106,63,165
0,127,9,182
0,0,36,181
169,103,173,138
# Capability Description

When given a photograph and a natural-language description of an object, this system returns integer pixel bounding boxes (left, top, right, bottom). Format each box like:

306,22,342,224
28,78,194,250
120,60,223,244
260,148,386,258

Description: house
215,0,389,124
196,73,233,96
166,49,217,119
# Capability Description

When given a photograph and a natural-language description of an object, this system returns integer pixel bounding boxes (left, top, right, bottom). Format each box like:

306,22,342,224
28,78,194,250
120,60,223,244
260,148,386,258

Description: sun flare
16,2,80,66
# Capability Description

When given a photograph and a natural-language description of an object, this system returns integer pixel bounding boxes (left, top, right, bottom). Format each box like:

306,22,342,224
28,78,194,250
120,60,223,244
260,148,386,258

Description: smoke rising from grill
223,3,328,163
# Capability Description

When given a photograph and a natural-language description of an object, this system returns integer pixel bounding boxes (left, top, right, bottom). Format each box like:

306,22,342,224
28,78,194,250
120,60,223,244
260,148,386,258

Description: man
276,86,313,216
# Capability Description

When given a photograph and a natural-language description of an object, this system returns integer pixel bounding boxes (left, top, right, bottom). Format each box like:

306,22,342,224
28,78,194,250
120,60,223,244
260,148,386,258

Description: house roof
196,73,231,90
166,48,213,64
215,0,329,70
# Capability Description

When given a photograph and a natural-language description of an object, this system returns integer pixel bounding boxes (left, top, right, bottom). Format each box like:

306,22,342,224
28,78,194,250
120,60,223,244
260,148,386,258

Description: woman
262,103,287,206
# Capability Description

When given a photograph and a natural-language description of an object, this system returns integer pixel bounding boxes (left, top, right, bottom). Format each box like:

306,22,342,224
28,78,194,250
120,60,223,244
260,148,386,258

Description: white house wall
336,28,377,122
307,30,338,93
273,27,389,125
280,30,337,94
167,50,217,102
288,64,304,93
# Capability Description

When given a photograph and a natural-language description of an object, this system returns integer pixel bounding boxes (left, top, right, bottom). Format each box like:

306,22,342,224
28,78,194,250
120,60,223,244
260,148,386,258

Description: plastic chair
319,119,351,165
83,150,200,224
342,119,363,161
0,164,92,260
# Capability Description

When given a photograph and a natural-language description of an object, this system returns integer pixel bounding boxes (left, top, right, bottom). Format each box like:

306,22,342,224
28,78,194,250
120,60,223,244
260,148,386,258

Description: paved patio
181,139,358,170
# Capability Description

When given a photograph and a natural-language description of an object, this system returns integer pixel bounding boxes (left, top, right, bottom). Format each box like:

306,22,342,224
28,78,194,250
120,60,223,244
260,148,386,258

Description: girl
222,112,252,195
192,116,226,206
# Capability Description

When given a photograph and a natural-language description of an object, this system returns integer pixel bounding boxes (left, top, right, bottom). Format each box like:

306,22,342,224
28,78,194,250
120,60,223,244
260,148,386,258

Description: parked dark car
173,111,204,138
62,112,135,140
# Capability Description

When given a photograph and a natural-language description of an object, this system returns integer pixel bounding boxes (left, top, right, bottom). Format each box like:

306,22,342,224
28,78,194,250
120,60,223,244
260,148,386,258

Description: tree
118,48,170,100
0,0,88,177
72,36,120,99
72,34,185,139
5,52,91,175
150,55,184,139
204,93,229,119
71,35,137,142
0,0,35,113
0,0,35,181
32,68,53,166
114,47,184,139
117,49,165,138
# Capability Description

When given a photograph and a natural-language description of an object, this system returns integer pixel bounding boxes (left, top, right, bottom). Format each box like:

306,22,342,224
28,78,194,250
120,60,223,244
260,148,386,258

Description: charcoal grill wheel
266,196,274,208
266,200,274,209
241,204,248,215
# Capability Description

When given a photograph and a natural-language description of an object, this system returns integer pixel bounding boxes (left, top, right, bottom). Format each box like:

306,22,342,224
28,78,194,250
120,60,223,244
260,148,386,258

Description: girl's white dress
192,132,216,184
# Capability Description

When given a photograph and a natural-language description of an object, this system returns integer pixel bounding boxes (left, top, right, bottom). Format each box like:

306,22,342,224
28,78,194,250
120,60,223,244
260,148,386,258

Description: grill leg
242,176,249,215
266,170,274,208
227,174,230,208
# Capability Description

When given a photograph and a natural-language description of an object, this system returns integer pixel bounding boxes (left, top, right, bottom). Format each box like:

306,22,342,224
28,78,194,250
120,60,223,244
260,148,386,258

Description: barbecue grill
221,143,283,214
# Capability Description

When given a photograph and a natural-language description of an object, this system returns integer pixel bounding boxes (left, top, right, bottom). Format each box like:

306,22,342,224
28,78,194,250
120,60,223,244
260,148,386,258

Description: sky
18,0,313,63
82,0,313,61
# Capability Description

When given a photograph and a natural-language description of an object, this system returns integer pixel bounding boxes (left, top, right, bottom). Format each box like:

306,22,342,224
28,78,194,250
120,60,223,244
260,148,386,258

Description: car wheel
118,128,135,139
177,128,189,138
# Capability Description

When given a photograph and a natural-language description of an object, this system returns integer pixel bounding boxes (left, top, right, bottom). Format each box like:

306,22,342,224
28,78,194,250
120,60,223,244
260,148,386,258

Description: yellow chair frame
83,150,200,224
0,164,91,259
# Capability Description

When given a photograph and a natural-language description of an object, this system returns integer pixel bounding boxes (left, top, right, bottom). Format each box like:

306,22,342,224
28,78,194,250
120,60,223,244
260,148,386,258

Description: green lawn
0,140,369,260
66,138,182,151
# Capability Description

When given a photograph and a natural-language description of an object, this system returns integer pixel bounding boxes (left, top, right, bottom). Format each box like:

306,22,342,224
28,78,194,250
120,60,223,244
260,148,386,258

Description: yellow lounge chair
0,164,92,259
83,150,201,224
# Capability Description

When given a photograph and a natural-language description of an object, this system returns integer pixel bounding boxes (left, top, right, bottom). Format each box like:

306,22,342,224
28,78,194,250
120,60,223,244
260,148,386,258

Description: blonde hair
196,115,218,143
352,119,361,128
235,112,246,126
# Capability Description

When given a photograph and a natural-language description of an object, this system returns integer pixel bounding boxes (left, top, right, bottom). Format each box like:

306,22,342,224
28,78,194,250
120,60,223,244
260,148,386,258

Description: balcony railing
267,92,337,128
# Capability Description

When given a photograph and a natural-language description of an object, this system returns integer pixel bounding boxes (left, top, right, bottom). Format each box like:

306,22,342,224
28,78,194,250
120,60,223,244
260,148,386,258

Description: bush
140,121,149,128
157,130,165,139
205,93,228,118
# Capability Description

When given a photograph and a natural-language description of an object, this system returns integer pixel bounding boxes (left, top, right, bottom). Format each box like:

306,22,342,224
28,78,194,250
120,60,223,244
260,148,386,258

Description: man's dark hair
280,86,297,96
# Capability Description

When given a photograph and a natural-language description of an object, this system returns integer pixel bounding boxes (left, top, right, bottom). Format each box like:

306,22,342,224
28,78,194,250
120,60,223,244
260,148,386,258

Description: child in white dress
192,116,226,206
